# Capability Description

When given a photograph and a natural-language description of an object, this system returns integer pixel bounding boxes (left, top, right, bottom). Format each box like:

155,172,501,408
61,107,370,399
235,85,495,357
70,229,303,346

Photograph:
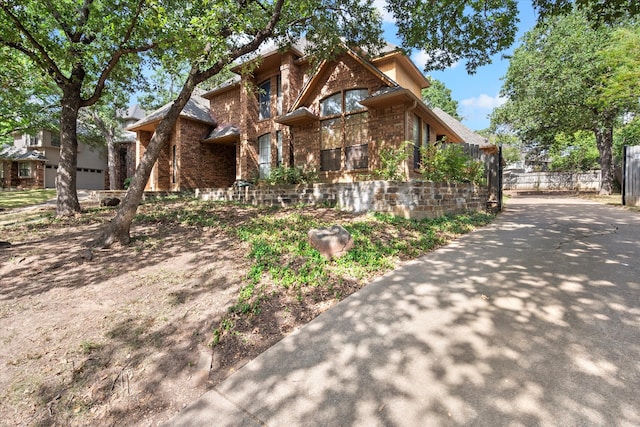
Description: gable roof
290,46,401,112
128,95,216,132
430,107,495,151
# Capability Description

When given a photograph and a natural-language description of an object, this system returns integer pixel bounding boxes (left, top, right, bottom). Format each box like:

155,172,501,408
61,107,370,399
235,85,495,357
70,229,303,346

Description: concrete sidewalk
165,197,640,426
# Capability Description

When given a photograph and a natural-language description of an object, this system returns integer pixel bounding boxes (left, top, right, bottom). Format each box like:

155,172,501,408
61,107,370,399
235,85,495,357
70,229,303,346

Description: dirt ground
0,200,367,426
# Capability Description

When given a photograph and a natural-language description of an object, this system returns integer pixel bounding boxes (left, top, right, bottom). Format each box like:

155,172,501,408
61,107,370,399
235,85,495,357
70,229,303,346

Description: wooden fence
623,145,640,207
457,142,502,211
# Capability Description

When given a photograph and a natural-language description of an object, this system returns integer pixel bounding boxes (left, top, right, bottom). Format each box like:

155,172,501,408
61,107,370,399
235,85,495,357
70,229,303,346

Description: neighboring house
0,145,47,189
129,41,496,191
0,130,108,190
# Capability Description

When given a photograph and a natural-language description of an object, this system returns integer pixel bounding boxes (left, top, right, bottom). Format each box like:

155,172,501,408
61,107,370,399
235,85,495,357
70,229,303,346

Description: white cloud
460,94,506,110
411,50,460,72
373,0,395,23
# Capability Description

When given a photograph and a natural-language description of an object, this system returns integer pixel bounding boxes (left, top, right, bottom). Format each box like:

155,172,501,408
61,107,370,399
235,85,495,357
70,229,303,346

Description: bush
420,144,486,185
373,141,411,181
123,178,132,189
265,166,318,185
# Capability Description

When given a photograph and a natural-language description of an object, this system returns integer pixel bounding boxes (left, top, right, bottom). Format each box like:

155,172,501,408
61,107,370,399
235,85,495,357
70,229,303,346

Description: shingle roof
202,124,240,142
0,146,48,161
430,107,494,149
128,95,215,130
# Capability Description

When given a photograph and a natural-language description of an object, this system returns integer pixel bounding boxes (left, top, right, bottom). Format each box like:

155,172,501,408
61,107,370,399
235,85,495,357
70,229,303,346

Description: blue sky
376,1,538,131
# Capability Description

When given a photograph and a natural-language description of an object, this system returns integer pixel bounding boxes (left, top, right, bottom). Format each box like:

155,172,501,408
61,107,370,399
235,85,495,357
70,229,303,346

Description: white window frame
18,162,32,178
258,133,271,179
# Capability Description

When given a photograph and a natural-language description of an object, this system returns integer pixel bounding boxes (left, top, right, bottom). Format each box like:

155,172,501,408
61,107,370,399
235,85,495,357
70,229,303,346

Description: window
276,131,283,166
26,133,40,146
413,115,430,169
276,75,283,115
19,162,31,178
258,133,271,178
319,89,369,172
172,145,177,184
258,80,271,120
51,134,61,147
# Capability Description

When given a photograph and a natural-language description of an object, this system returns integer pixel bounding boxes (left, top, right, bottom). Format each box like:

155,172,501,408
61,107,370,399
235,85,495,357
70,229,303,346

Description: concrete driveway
166,196,640,426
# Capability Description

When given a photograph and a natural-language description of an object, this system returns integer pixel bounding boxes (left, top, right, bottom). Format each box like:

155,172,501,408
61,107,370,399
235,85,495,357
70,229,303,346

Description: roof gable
291,47,399,112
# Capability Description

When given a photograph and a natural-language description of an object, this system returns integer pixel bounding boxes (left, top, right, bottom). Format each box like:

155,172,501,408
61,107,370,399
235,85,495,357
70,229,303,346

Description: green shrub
420,144,486,185
123,178,132,189
265,166,318,185
373,141,411,181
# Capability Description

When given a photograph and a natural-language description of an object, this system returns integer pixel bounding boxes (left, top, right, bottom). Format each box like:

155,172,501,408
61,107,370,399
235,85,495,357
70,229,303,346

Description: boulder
100,197,121,207
308,225,354,259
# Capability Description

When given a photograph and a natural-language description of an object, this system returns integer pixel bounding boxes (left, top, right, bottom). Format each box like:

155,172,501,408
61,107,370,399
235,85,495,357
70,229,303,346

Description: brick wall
209,87,241,126
200,143,236,188
177,120,208,189
197,180,488,220
290,52,411,182
3,161,45,189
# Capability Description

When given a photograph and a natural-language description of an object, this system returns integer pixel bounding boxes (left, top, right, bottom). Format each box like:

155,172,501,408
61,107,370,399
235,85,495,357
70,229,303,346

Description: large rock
308,225,354,259
100,197,121,207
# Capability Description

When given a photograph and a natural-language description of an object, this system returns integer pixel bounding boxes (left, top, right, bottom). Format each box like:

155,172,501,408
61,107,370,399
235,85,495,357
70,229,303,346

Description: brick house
129,41,494,190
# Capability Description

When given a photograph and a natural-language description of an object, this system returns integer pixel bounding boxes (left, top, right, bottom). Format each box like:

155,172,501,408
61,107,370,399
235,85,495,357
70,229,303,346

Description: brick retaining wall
196,181,488,219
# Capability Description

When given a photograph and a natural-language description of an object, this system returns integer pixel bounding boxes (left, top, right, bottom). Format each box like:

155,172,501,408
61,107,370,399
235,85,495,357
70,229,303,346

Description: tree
0,0,159,216
136,60,190,112
0,47,60,145
549,131,600,172
79,89,130,191
490,11,634,194
422,77,461,119
384,0,640,74
598,25,640,112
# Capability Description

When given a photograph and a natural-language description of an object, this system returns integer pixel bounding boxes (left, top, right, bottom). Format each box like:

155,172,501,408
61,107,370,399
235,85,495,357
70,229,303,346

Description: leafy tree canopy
489,10,637,193
549,131,600,172
422,77,461,119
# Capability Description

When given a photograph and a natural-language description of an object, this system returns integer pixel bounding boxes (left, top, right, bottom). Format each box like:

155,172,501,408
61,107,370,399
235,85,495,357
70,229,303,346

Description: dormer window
26,133,40,146
319,89,369,172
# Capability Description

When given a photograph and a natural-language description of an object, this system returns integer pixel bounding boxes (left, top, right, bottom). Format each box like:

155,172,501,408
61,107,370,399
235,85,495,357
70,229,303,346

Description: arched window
319,89,369,171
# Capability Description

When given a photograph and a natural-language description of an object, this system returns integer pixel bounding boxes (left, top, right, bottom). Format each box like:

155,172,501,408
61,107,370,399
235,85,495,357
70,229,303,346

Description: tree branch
196,0,304,85
42,0,75,41
0,3,68,85
81,42,157,107
121,0,145,44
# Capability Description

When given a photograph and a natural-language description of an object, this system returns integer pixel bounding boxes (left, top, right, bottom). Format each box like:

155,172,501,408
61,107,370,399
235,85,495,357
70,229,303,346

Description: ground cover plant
0,195,493,426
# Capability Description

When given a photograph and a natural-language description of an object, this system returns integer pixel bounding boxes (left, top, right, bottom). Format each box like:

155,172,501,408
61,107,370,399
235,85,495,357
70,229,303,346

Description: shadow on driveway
169,196,640,426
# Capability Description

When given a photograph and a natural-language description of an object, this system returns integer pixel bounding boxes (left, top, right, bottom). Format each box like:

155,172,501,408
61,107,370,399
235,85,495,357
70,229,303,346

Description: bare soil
0,200,370,426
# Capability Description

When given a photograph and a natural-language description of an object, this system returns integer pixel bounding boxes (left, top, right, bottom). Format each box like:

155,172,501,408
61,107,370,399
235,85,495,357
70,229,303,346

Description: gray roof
122,104,146,121
128,95,215,130
431,107,494,149
0,146,47,161
203,124,240,142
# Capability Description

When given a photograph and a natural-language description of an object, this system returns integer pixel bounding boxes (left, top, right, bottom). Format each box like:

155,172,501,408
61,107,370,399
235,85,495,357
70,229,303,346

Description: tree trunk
107,136,118,190
56,87,82,216
594,125,615,195
96,74,199,247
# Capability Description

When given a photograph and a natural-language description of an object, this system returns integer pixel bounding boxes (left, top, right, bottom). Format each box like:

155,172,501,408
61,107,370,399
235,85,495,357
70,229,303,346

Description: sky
375,1,538,131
